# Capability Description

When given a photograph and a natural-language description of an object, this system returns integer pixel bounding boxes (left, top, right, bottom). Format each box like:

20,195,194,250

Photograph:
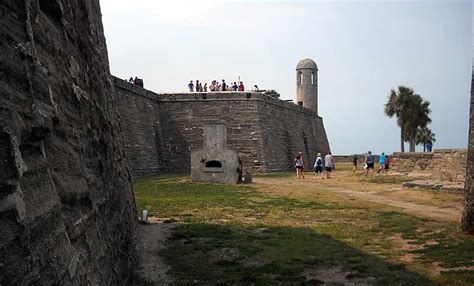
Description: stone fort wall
113,77,330,176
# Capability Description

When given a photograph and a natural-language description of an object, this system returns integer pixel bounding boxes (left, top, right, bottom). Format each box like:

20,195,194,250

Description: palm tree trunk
461,71,474,233
400,125,405,152
409,138,416,152
423,144,426,152
409,130,416,152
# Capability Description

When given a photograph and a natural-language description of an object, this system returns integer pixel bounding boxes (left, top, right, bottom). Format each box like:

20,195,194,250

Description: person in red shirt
238,81,245,91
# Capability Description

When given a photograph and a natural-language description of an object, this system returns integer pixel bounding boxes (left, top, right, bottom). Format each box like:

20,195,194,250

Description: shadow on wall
161,223,435,285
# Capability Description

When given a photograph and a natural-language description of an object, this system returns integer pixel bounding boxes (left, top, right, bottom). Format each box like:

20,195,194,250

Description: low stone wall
333,154,380,164
391,149,467,182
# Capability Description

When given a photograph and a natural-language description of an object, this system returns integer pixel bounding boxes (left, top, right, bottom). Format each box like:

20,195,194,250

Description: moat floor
133,165,473,285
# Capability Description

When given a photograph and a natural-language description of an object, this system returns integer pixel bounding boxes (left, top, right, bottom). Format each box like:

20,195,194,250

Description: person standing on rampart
238,82,245,91
222,80,227,91
188,80,194,92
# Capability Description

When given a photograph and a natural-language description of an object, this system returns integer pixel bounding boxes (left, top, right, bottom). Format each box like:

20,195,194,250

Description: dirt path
132,221,175,285
255,174,462,223
327,187,461,222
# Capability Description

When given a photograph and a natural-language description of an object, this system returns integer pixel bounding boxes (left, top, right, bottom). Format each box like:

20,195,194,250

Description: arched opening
205,160,222,168
311,72,314,85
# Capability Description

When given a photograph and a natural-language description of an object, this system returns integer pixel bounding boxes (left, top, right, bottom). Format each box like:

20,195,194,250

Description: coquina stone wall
114,78,163,177
0,1,136,284
113,77,330,175
391,149,468,182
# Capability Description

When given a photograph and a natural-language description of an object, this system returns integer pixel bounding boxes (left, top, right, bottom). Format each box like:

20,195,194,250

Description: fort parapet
113,76,330,177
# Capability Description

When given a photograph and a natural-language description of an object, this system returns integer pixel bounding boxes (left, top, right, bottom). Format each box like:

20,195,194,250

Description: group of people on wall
294,151,391,179
128,76,144,88
188,80,245,92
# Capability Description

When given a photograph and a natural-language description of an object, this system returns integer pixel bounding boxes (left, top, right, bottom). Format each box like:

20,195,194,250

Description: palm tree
404,95,432,152
415,127,436,152
384,86,414,152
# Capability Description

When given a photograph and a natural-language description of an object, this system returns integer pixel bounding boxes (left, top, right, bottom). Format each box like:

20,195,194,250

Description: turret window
299,72,303,85
311,72,314,85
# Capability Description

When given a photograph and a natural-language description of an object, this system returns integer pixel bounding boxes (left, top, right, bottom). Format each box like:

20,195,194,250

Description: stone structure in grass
191,124,241,184
114,58,331,178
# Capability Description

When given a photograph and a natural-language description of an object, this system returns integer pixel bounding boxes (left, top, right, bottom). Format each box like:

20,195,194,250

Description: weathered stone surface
461,64,474,232
0,0,136,284
391,149,467,182
296,58,318,114
440,184,464,194
191,124,241,184
113,77,331,177
402,180,443,190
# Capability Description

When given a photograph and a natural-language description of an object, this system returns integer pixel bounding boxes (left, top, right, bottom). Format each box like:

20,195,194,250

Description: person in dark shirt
352,155,358,173
364,151,375,177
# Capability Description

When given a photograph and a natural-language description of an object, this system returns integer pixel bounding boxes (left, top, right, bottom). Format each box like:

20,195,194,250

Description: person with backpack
314,152,323,178
364,150,375,177
295,152,305,179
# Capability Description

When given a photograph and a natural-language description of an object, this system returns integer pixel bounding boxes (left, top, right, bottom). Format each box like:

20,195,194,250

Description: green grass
133,174,474,285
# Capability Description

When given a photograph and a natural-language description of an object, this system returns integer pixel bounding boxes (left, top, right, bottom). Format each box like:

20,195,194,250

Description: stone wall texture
113,77,330,176
461,66,473,232
0,1,136,284
391,149,468,182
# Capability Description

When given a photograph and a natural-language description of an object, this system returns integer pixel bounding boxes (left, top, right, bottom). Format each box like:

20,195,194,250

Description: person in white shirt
324,152,334,179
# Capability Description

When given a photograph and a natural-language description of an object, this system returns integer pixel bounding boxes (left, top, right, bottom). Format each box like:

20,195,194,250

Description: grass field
133,167,473,285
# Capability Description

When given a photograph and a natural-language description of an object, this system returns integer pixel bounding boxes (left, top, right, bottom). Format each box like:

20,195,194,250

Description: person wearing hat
314,152,323,178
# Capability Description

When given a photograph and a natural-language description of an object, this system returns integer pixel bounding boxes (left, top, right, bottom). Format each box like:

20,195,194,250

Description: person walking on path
352,155,358,173
324,152,334,179
295,152,305,179
364,151,375,177
377,152,386,174
384,155,391,172
188,80,194,92
314,152,323,178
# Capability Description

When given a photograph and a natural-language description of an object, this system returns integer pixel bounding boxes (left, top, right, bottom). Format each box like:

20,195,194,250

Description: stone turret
296,58,318,114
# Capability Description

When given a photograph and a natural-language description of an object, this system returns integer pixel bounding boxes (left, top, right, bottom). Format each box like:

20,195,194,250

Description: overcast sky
100,0,472,155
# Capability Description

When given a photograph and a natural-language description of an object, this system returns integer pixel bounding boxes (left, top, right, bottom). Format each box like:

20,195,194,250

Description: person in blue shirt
377,152,386,174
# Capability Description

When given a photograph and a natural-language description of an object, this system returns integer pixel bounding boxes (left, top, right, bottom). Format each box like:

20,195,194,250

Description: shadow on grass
163,223,437,285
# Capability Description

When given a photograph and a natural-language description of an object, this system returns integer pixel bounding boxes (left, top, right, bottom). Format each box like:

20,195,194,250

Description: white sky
100,0,472,155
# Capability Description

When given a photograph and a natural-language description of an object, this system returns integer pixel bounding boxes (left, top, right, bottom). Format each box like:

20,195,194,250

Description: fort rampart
113,76,330,177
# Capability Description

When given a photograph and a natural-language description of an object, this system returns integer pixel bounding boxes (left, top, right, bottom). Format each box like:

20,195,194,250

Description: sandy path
133,222,175,285
328,187,461,222
255,176,462,223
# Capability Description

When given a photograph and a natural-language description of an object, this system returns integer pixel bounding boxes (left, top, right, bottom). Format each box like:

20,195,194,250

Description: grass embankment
134,172,473,285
